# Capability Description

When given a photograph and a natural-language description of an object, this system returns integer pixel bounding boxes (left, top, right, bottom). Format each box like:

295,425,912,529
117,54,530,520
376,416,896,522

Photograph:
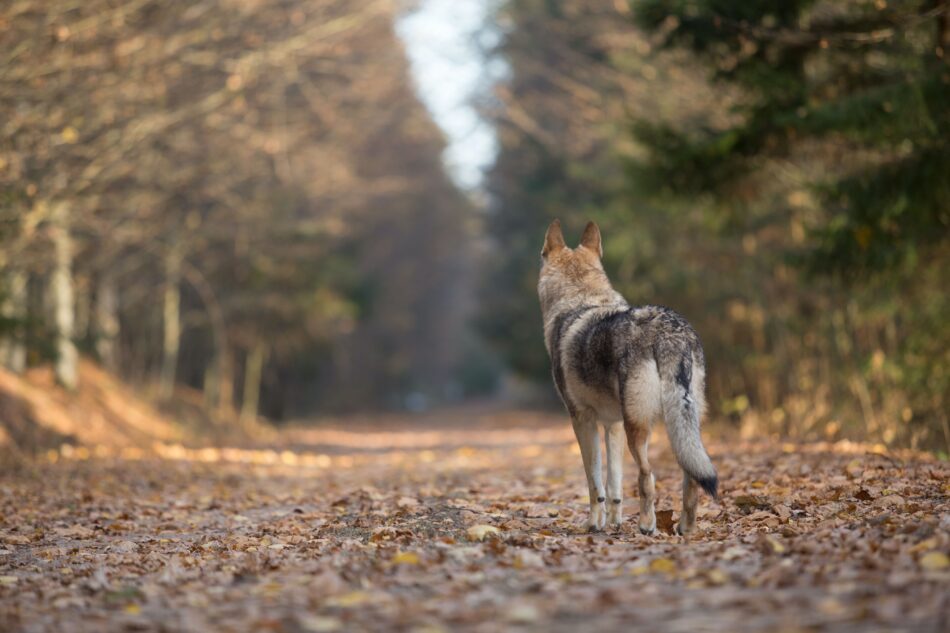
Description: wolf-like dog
538,219,717,535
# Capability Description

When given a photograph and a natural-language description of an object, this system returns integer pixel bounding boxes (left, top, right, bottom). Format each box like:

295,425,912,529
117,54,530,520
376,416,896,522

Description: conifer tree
632,0,949,274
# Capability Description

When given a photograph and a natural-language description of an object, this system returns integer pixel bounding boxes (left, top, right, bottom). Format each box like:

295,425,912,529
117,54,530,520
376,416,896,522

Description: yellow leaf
706,569,728,585
649,558,676,574
764,536,786,554
123,604,141,615
0,576,18,585
391,551,420,565
260,582,282,597
919,551,949,571
467,524,500,541
60,126,79,143
909,538,937,554
328,591,370,608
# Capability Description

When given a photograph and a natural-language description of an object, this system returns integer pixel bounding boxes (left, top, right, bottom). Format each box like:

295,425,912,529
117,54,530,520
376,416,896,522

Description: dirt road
1,410,947,631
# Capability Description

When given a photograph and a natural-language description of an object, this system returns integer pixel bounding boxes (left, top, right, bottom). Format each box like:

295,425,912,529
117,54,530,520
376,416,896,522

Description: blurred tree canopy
0,0,475,419
633,0,949,275
482,0,948,449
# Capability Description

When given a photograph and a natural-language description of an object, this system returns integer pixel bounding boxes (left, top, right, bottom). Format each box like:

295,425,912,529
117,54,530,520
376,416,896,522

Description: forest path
1,410,947,632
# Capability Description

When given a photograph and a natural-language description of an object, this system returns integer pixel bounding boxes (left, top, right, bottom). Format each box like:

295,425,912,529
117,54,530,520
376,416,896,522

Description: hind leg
677,473,699,535
604,422,625,529
624,422,655,535
572,413,606,532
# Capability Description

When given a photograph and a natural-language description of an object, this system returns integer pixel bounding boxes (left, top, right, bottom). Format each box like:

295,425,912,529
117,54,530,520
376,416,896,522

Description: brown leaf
655,509,675,534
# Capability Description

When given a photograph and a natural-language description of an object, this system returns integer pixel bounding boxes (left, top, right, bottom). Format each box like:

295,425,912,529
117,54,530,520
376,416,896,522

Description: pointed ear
579,221,602,258
541,219,566,258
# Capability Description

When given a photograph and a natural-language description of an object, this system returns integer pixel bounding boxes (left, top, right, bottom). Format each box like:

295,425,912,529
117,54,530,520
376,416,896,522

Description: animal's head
538,219,611,313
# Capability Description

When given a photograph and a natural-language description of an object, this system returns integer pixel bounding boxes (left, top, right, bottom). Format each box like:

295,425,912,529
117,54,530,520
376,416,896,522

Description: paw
587,501,607,532
638,514,656,536
675,521,694,536
607,500,623,529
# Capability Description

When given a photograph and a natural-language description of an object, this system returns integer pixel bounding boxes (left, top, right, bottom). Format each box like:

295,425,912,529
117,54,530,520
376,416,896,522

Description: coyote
538,220,717,535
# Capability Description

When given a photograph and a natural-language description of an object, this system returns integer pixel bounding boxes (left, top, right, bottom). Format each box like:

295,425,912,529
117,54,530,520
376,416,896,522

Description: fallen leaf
721,546,748,561
734,495,771,513
55,525,94,539
505,603,539,623
467,524,501,541
874,494,905,508
772,504,792,521
919,551,949,571
391,551,420,565
649,558,676,574
513,550,545,568
655,509,675,534
396,496,420,508
706,569,728,585
327,591,371,608
760,535,786,554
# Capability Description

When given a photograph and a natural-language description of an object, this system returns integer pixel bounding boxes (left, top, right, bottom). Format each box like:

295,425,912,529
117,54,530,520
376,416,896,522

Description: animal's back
562,304,704,399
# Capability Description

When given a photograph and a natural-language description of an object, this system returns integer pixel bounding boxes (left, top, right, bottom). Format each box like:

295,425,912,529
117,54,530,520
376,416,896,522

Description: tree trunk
217,347,234,418
240,342,267,425
95,271,120,371
0,268,27,373
74,275,91,346
203,362,218,411
159,240,182,399
50,201,78,390
203,347,234,419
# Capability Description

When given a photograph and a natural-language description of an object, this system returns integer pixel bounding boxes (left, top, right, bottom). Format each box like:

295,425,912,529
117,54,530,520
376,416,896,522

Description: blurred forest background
1,0,947,451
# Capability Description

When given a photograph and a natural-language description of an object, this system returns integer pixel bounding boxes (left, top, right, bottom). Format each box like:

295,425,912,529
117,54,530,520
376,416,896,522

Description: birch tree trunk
0,268,27,373
50,201,78,390
95,271,119,371
159,240,182,399
240,342,267,425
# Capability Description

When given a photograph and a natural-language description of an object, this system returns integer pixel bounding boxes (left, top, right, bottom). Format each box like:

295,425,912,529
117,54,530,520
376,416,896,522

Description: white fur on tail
661,373,718,497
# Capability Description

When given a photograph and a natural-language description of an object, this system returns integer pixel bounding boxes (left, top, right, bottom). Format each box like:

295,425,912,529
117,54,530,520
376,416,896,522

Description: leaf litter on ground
0,412,948,632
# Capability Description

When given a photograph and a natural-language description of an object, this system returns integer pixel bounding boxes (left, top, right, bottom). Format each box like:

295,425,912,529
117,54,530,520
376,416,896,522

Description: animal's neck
541,287,627,330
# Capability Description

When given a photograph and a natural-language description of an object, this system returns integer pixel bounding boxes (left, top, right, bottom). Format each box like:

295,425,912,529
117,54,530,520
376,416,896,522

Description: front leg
572,413,605,532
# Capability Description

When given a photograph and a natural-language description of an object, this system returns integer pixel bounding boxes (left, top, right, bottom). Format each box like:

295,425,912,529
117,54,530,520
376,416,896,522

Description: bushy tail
661,355,718,498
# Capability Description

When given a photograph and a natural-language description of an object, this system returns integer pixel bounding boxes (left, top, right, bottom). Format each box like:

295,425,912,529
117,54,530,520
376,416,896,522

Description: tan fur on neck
538,245,624,321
